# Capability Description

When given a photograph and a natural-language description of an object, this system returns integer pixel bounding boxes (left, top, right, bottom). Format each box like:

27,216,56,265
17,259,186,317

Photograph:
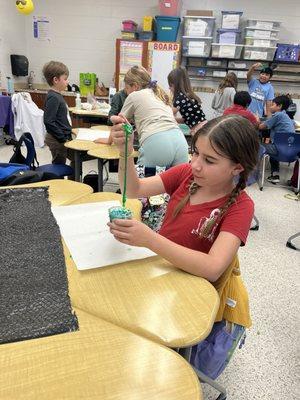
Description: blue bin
155,16,180,42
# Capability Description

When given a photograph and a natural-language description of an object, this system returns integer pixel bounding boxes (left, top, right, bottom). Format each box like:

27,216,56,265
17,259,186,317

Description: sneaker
267,174,280,184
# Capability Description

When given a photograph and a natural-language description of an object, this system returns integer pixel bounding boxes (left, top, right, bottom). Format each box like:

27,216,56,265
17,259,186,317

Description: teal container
155,16,180,42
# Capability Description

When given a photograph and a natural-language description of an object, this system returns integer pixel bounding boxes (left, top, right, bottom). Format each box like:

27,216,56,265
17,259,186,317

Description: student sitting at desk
110,114,259,379
223,91,259,127
259,95,295,184
43,61,73,166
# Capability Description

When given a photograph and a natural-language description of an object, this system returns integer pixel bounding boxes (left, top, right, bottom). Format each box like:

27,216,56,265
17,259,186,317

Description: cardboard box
186,10,213,16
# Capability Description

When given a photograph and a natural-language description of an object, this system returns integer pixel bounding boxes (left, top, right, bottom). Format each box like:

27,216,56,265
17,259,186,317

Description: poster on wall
147,42,180,92
119,41,144,74
33,16,50,42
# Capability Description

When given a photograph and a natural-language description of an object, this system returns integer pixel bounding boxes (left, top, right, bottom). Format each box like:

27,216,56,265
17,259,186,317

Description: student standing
167,67,206,134
43,61,73,165
120,66,188,168
247,63,274,117
259,95,296,183
211,72,238,117
110,114,259,378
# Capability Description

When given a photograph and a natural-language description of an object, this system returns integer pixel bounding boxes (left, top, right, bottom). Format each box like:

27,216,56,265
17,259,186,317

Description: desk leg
74,151,81,182
97,159,104,192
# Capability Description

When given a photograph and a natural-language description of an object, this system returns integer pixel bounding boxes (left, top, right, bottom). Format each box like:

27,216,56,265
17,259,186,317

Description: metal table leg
286,232,300,251
97,158,104,192
74,150,81,182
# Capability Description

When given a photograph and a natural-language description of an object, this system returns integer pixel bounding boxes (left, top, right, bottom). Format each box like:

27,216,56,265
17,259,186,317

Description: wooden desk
69,107,108,128
0,308,202,400
87,146,138,192
0,180,93,206
66,195,219,348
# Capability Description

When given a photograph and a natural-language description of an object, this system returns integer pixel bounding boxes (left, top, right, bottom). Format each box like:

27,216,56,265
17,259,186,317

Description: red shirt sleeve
160,163,191,195
219,191,254,246
246,110,258,126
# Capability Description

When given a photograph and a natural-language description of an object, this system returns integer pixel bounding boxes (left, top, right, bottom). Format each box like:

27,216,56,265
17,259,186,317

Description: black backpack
9,132,39,170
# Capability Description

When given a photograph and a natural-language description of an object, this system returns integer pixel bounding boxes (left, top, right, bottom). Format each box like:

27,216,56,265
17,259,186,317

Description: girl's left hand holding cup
108,218,155,248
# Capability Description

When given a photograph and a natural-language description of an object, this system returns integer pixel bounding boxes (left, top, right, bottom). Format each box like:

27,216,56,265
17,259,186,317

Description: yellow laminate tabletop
69,107,109,117
0,309,202,400
0,180,93,206
66,194,219,348
64,138,100,151
88,145,138,160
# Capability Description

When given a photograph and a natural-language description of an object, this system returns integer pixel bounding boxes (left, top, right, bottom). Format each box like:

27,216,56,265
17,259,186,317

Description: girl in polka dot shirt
168,67,206,135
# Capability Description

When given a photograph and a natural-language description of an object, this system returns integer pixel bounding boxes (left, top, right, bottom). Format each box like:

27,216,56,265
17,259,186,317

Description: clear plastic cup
108,206,132,222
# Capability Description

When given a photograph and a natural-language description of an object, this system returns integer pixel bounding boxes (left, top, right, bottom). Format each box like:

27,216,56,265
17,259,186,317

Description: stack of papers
52,201,156,270
76,128,110,141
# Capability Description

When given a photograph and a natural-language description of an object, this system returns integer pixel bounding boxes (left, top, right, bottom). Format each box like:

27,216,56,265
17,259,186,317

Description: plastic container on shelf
155,16,180,42
121,31,137,39
188,66,206,77
184,16,215,37
274,44,300,62
228,69,247,79
244,27,279,39
122,20,138,32
211,43,244,59
207,59,227,67
246,19,281,30
221,11,243,29
182,37,213,57
243,45,277,61
138,31,154,41
143,16,153,31
158,0,181,17
212,70,227,77
217,29,241,44
244,37,278,47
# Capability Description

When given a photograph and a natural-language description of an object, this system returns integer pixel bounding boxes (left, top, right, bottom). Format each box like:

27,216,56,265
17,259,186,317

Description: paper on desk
76,128,110,141
52,201,156,270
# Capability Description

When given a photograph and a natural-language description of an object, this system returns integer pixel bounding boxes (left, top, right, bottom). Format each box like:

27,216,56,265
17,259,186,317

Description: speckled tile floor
0,142,299,400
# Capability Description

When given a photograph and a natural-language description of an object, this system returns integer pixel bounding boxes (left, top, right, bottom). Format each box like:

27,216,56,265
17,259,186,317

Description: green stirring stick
122,123,133,208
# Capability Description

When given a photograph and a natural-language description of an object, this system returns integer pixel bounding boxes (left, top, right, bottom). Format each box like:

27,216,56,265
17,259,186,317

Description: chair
286,232,300,251
247,145,266,230
11,132,73,178
260,132,300,194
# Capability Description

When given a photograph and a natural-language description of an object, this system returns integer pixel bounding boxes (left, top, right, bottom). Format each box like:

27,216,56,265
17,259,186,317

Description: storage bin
138,31,154,41
228,61,247,68
247,19,281,30
184,16,215,37
217,29,241,44
155,16,180,42
159,0,181,16
143,16,153,31
207,59,227,67
221,11,243,29
275,44,300,62
182,37,212,57
188,67,206,77
211,43,243,59
243,45,277,61
228,69,247,79
244,27,279,39
212,70,227,77
121,31,137,39
244,37,278,47
122,20,138,32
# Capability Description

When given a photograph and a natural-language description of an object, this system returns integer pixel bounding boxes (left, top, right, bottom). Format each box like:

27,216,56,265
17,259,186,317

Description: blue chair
261,132,300,194
12,132,73,178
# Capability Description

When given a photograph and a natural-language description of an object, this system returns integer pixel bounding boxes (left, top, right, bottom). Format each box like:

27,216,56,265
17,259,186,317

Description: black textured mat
0,187,78,344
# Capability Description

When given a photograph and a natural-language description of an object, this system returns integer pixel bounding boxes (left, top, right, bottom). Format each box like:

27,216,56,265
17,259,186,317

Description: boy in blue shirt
247,63,274,117
259,95,295,183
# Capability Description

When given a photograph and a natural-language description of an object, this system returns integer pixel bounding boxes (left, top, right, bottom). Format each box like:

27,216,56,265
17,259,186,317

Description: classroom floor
0,142,299,400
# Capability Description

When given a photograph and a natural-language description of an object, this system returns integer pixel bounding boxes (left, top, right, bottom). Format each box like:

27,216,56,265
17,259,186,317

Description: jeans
264,143,280,174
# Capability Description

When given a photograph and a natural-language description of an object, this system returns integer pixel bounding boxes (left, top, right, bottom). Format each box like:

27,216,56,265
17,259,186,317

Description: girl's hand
110,114,134,154
108,218,155,248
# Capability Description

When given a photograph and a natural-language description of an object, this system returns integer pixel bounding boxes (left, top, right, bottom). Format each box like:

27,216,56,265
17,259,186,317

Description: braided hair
173,115,259,240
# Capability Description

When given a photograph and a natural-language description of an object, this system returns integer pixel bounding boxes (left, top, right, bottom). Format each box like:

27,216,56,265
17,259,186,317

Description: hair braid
218,172,247,219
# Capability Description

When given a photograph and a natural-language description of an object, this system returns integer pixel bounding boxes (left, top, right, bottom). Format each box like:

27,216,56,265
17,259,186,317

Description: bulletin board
115,39,148,90
148,42,181,92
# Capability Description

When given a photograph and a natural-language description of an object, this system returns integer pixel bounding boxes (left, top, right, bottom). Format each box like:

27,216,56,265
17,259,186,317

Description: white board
52,201,155,270
76,128,110,141
151,50,175,92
